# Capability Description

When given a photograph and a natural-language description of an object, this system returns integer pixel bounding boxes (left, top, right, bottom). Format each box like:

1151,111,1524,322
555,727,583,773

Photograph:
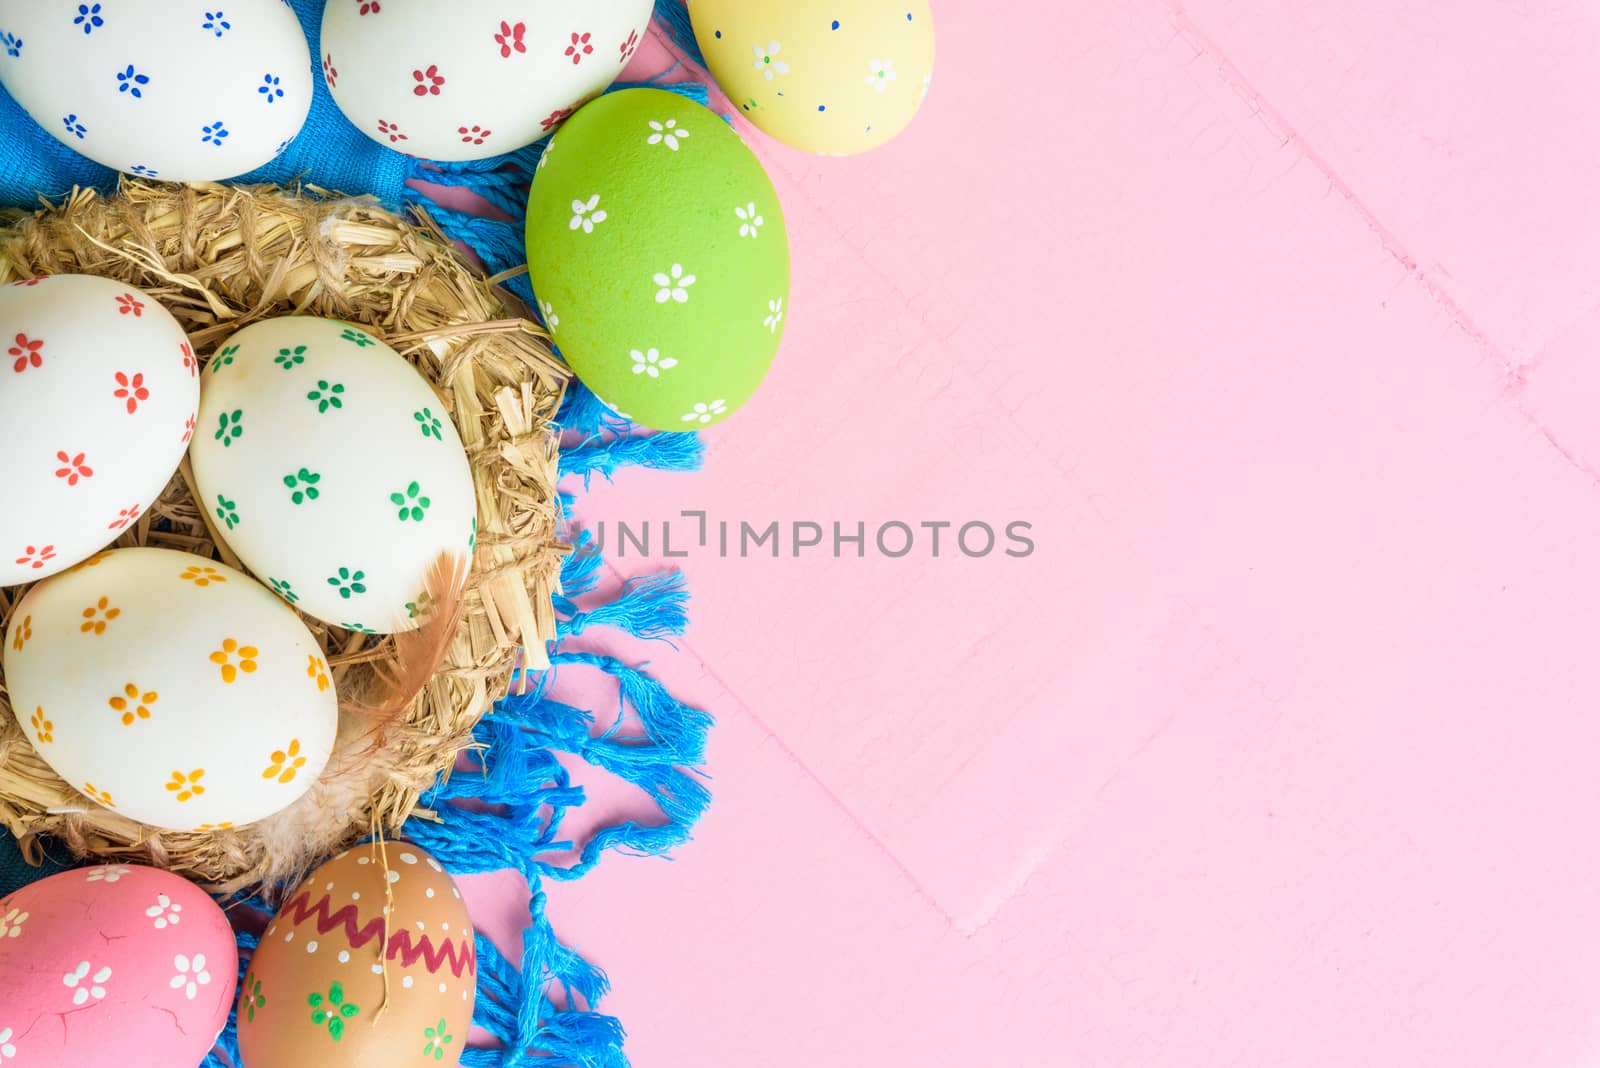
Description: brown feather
341,551,471,749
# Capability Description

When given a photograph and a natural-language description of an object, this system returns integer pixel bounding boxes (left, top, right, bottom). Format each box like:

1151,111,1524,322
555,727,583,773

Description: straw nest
0,180,569,896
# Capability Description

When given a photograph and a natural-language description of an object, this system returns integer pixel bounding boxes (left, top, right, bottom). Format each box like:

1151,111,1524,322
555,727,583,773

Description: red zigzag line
277,890,477,978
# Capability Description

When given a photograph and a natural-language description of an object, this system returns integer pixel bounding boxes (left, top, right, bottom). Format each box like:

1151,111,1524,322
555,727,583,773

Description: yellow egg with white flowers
690,0,935,156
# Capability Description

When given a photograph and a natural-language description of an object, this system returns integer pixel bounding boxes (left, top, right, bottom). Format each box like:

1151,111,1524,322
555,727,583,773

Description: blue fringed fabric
198,545,710,1068
0,3,718,1065
650,1,707,69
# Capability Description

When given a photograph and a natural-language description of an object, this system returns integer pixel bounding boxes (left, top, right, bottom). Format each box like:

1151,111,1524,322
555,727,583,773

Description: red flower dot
565,31,594,65
9,333,42,373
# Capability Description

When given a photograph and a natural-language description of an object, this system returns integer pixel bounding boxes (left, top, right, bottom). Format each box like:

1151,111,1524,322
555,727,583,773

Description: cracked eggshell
3,547,338,831
188,316,476,635
0,0,312,181
238,843,475,1068
525,88,790,431
322,0,654,161
0,863,237,1066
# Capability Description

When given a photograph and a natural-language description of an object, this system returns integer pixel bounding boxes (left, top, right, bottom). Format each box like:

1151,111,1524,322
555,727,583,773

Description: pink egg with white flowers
0,864,238,1065
0,274,198,586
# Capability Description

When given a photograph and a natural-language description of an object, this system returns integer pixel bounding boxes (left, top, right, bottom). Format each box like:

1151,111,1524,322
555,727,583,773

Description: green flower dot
413,407,444,441
340,327,376,347
327,567,367,599
308,980,359,1041
282,467,321,505
268,577,297,604
214,409,243,446
211,344,239,375
390,480,431,522
243,974,265,1022
423,1017,454,1059
275,344,307,370
214,494,239,530
307,380,345,413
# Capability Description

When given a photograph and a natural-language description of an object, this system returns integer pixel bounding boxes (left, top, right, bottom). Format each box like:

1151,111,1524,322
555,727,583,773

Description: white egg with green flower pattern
188,317,475,634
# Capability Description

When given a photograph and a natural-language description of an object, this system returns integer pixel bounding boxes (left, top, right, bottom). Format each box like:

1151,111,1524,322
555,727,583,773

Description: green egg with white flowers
526,88,790,430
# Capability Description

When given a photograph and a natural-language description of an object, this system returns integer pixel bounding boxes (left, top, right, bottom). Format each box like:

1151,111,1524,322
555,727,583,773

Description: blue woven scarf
0,3,713,1065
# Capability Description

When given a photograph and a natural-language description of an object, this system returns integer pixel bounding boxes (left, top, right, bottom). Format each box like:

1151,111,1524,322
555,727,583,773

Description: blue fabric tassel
651,1,708,68
555,571,691,641
0,7,715,1065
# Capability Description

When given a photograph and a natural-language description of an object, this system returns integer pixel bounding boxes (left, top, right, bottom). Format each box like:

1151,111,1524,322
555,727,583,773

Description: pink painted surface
460,5,1600,1064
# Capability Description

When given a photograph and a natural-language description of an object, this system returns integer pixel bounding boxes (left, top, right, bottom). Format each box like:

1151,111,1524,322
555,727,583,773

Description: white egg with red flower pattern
0,274,197,586
322,0,653,161
0,0,311,181
3,547,338,831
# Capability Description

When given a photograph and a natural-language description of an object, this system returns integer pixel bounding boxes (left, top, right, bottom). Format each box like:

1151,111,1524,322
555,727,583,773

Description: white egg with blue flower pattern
188,316,476,634
0,0,311,181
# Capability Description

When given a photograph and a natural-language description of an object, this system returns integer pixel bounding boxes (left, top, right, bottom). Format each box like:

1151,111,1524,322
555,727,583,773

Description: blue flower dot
1,31,21,58
75,4,104,34
203,10,231,36
201,121,229,146
832,20,841,29
117,65,150,98
61,114,86,139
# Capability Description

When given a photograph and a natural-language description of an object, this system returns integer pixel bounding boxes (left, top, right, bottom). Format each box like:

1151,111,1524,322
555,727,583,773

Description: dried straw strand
0,180,568,895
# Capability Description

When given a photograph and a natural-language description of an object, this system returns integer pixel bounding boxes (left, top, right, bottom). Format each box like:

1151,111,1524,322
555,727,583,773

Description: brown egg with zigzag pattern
238,843,475,1067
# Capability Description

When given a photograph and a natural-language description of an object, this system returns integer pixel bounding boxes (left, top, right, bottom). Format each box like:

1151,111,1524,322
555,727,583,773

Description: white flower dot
402,976,414,989
425,887,436,899
386,870,400,884
306,940,319,954
399,852,418,865
338,950,350,963
284,931,294,942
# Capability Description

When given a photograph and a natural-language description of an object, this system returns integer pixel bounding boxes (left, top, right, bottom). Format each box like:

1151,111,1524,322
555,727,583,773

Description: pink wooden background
458,3,1600,1063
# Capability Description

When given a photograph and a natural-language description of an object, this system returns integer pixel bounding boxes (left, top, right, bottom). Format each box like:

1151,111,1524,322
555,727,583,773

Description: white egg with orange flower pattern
321,0,654,161
2,547,337,831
